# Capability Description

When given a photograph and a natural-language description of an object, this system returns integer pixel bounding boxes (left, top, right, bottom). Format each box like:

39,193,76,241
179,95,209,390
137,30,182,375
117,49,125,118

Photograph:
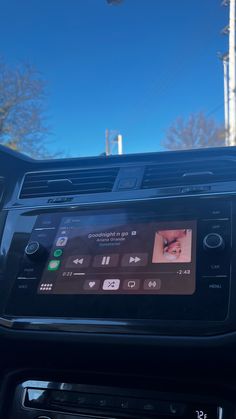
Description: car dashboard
0,145,236,418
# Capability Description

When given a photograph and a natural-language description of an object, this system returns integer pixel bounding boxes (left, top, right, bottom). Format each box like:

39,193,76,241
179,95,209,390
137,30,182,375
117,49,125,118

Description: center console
0,196,234,336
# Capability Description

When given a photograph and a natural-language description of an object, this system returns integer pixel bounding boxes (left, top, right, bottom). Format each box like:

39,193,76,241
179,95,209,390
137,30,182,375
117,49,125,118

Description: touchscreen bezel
4,202,230,321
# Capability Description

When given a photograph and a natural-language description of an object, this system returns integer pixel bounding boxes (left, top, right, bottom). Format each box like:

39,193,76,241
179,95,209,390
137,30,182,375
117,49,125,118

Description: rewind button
66,255,91,268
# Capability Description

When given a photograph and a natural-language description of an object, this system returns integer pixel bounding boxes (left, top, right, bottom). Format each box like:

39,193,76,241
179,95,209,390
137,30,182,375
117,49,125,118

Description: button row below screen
39,278,162,292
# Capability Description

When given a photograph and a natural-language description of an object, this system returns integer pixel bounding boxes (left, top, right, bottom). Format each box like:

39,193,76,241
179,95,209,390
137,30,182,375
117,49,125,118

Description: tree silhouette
0,59,54,159
162,113,225,151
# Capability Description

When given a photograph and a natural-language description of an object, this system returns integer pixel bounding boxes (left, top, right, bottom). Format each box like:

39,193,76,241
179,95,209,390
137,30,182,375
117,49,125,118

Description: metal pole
228,0,236,146
105,129,110,156
223,58,230,145
117,134,123,155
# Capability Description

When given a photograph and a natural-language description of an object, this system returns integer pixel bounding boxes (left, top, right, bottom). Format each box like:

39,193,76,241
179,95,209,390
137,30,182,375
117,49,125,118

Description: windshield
0,0,233,159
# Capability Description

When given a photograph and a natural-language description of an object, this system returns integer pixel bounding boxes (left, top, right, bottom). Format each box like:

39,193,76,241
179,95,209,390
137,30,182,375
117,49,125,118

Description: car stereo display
38,212,197,295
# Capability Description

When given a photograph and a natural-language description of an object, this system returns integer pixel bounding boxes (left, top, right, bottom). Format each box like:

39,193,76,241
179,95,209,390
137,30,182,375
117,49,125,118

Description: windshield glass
0,0,232,159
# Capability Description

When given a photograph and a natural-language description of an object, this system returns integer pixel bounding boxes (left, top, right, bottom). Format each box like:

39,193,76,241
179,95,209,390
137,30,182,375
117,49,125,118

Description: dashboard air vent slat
20,168,119,198
142,160,236,189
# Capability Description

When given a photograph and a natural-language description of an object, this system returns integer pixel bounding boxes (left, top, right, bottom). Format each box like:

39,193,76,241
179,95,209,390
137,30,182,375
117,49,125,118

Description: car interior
0,1,236,418
0,144,236,419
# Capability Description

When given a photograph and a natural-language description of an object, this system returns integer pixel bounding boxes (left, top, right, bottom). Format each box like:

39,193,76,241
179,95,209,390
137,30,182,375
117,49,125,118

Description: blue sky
0,0,228,157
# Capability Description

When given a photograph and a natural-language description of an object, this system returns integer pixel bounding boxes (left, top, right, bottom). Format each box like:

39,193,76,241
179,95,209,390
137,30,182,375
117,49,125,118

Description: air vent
142,159,236,189
20,168,119,199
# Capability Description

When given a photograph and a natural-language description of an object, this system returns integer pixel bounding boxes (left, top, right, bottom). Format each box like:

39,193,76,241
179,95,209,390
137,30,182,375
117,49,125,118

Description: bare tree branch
0,58,57,159
162,113,226,151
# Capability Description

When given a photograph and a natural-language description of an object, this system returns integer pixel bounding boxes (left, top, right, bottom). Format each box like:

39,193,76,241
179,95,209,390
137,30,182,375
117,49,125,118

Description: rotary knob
203,233,225,251
25,241,47,260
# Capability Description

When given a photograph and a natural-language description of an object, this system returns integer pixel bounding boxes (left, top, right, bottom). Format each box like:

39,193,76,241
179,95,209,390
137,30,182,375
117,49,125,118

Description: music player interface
38,212,197,295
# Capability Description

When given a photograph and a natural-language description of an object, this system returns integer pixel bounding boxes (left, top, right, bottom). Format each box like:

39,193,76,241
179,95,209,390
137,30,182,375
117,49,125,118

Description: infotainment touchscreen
38,212,197,296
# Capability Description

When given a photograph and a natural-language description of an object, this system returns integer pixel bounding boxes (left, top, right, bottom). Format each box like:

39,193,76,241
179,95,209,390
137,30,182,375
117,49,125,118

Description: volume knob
203,233,225,251
25,241,47,260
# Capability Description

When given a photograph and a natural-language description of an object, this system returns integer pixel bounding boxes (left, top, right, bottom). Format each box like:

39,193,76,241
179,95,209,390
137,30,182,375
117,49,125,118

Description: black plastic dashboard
1,146,236,418
0,144,236,337
1,145,236,343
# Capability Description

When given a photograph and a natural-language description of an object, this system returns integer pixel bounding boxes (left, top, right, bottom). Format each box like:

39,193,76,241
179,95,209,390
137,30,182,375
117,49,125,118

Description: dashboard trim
5,188,236,211
0,316,233,337
4,318,236,350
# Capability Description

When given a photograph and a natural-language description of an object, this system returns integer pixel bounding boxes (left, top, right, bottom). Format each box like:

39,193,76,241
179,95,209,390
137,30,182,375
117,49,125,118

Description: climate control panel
9,380,232,419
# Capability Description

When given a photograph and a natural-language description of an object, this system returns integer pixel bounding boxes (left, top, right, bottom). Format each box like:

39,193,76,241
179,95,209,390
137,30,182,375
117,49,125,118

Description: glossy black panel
1,198,232,332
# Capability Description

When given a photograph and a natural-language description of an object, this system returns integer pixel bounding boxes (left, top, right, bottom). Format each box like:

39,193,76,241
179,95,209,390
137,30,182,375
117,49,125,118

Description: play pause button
66,255,91,268
93,254,119,268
